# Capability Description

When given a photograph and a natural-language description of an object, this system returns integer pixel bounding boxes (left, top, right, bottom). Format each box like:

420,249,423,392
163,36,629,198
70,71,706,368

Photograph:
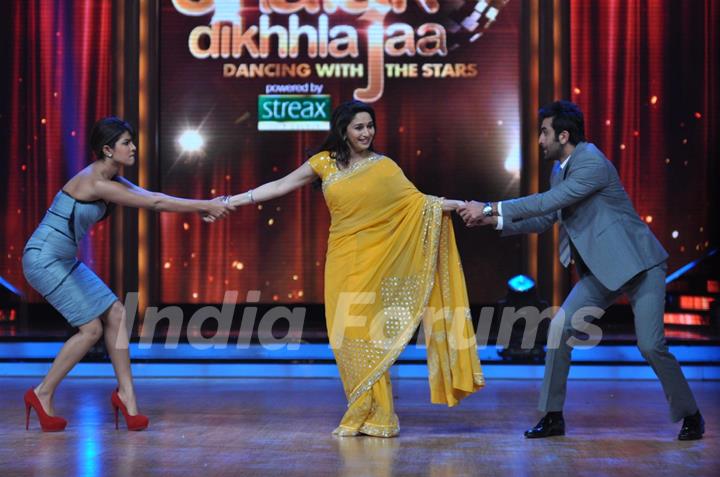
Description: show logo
171,0,509,103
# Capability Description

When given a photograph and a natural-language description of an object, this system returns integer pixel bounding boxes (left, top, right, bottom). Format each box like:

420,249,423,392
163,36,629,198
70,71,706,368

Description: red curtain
570,0,718,271
1,0,114,300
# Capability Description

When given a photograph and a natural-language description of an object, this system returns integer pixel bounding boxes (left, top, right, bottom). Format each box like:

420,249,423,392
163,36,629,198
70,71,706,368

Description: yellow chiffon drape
309,152,485,437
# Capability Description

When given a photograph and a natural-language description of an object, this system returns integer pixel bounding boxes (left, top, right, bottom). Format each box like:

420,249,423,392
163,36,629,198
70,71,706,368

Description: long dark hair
89,117,134,159
309,100,377,168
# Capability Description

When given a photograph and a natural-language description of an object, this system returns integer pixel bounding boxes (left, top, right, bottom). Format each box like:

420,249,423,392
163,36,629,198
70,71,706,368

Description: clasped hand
456,200,498,228
202,196,236,223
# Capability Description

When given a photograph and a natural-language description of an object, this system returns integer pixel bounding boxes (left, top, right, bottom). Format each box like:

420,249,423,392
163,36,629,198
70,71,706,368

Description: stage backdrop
569,0,718,279
0,0,114,303
158,0,524,304
2,0,715,306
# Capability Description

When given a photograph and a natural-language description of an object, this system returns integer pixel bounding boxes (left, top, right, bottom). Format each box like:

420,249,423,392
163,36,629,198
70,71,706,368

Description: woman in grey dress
22,117,233,431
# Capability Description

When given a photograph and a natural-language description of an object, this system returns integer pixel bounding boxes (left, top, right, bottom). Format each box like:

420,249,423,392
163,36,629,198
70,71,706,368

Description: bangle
247,189,255,204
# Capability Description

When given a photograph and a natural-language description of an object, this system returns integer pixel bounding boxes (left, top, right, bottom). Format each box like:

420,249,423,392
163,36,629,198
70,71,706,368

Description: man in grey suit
458,100,704,440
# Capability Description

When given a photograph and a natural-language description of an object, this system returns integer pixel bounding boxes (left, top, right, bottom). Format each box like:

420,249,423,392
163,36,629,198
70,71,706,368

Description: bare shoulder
61,166,101,201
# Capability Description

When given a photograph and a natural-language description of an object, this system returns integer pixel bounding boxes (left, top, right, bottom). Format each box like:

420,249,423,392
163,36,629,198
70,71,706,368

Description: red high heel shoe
24,389,67,432
111,388,149,431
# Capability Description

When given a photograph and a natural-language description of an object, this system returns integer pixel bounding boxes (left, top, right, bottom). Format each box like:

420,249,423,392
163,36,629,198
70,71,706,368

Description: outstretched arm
227,161,318,207
458,200,558,234
441,199,465,213
93,176,232,218
502,157,609,220
500,212,557,236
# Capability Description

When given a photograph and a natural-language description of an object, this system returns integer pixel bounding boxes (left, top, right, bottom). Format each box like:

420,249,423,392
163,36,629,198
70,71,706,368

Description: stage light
507,274,535,292
497,274,547,362
0,276,23,296
178,130,204,152
504,142,520,176
679,296,713,311
709,280,720,293
663,313,706,326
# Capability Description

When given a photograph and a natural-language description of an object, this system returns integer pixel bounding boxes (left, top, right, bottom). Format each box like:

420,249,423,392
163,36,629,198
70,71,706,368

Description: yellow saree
309,152,485,437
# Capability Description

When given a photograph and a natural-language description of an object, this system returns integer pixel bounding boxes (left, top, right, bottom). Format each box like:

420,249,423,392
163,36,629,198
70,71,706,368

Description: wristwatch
482,202,493,217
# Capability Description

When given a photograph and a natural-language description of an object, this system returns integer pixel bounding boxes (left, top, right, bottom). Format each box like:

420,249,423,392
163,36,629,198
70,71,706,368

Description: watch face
483,205,493,216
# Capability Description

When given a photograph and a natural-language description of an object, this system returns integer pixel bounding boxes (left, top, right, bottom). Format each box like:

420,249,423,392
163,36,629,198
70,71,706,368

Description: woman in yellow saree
225,101,484,436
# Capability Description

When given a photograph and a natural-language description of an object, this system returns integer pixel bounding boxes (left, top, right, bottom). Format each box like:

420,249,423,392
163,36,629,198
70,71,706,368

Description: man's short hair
539,100,587,145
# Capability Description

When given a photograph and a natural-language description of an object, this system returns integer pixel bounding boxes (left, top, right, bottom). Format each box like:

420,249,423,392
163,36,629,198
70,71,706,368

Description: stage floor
1,377,718,476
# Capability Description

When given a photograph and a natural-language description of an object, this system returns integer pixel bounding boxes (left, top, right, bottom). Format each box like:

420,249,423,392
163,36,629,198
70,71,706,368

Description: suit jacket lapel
550,162,562,188
563,142,588,179
549,162,564,221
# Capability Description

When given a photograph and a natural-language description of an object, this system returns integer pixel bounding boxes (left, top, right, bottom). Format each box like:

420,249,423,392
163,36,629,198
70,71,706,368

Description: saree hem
332,425,360,437
359,422,400,438
331,423,400,438
346,196,444,406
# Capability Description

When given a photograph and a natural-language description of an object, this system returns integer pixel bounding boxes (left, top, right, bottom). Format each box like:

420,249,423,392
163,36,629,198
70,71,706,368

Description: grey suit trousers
539,262,698,422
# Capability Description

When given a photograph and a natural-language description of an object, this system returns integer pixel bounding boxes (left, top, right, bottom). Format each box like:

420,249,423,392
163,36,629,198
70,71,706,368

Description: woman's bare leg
102,301,139,415
34,318,104,415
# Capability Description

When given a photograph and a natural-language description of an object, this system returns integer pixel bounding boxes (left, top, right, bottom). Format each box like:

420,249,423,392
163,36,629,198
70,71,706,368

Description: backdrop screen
158,0,523,304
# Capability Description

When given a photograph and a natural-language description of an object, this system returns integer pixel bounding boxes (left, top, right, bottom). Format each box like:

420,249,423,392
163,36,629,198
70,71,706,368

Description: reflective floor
1,377,718,476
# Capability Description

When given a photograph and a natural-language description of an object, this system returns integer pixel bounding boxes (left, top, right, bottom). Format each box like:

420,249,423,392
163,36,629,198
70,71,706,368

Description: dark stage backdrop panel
158,0,524,304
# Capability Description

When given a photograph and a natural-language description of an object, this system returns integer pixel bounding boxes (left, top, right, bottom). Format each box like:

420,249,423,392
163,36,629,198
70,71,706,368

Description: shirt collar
560,155,571,169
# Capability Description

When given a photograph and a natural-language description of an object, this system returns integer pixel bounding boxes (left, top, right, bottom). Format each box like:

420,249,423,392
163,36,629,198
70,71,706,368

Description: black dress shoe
524,413,565,438
678,411,705,441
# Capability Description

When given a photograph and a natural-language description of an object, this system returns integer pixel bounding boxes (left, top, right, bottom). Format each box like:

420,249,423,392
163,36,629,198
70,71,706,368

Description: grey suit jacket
500,142,668,291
